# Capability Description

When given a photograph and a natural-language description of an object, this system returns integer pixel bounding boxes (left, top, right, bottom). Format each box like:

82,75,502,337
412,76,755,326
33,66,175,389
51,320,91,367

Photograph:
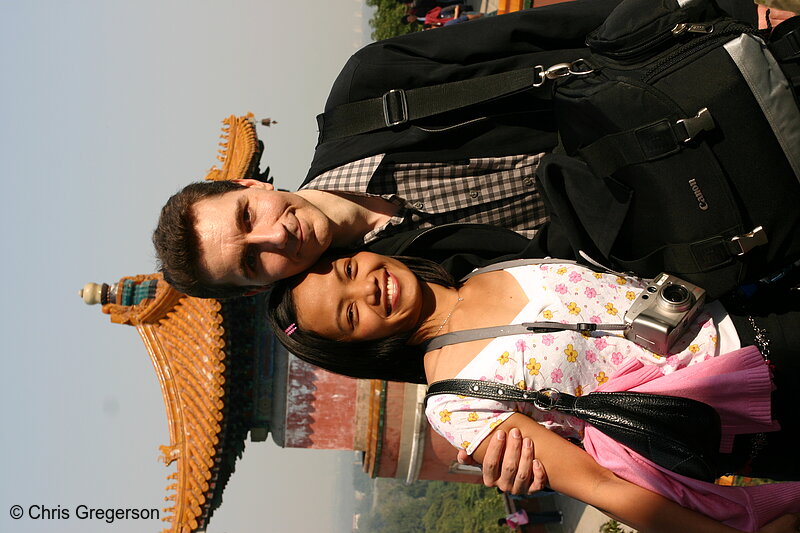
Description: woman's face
292,252,424,342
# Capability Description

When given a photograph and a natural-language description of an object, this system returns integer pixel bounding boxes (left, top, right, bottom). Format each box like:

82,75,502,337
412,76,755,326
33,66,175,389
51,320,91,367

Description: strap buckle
382,89,408,127
730,226,768,256
533,388,561,411
676,107,715,142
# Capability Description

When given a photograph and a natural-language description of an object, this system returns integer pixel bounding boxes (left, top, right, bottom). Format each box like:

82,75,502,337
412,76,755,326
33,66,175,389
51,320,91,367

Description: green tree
365,0,421,41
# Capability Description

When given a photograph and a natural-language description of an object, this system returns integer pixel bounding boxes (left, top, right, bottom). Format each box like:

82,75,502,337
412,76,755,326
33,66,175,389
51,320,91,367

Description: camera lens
658,283,693,312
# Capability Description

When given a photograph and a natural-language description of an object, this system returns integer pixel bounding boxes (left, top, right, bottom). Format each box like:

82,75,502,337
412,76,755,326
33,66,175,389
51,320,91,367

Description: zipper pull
672,23,714,36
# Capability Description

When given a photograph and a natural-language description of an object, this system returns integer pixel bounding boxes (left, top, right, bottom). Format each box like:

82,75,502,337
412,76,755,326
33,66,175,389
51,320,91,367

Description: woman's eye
345,262,353,278
347,305,355,326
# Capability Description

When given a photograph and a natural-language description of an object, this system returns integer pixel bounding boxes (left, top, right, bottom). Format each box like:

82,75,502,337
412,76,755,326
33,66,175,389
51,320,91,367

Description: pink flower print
569,271,583,283
550,368,563,383
590,315,602,324
666,355,680,367
584,287,598,299
593,337,609,351
702,320,713,329
555,283,568,294
585,349,597,363
515,339,527,354
542,334,555,346
611,351,624,365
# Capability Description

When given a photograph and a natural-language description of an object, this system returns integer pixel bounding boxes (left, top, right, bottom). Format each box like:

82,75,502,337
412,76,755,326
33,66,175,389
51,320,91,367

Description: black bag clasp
730,226,768,256
676,107,715,142
382,89,408,127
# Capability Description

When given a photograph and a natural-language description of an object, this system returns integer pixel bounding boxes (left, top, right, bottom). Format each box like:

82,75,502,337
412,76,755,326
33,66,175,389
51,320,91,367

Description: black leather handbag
426,378,722,481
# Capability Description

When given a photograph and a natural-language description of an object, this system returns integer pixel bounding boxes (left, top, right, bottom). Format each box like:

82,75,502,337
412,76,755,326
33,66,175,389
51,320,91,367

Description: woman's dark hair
268,255,457,383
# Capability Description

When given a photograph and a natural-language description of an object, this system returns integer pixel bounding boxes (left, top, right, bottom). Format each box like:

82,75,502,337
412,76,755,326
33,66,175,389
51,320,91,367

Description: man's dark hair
267,255,458,384
153,180,252,299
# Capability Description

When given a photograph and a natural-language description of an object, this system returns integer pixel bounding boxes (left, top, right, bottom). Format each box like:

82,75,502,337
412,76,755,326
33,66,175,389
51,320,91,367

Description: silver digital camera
624,273,706,354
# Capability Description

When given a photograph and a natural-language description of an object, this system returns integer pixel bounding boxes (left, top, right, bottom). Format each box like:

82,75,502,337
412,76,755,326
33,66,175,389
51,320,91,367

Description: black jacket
304,0,623,183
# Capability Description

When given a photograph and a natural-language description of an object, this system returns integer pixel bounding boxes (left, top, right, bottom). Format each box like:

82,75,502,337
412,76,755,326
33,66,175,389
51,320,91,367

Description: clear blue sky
1,1,372,532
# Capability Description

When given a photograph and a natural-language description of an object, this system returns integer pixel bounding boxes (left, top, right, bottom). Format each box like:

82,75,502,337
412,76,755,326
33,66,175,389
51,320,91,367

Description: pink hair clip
284,323,298,336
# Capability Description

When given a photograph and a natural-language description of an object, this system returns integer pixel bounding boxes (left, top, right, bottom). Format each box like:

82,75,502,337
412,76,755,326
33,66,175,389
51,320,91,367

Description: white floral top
425,264,739,455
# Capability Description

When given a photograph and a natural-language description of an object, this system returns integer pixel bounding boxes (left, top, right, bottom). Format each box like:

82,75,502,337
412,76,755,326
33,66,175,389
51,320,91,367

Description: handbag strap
319,66,551,142
426,378,574,410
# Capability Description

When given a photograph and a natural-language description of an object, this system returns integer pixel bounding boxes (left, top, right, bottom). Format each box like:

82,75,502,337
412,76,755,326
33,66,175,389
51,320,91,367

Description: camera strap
422,321,628,353
423,258,641,353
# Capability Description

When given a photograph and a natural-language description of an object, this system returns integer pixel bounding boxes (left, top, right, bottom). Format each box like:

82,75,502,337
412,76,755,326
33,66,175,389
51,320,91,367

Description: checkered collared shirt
301,153,548,246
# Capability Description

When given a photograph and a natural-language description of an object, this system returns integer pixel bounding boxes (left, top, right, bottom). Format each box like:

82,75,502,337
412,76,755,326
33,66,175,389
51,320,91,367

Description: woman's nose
351,278,379,305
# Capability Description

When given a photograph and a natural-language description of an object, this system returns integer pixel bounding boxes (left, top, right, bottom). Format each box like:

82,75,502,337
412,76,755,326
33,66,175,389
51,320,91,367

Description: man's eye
243,207,252,230
347,305,355,327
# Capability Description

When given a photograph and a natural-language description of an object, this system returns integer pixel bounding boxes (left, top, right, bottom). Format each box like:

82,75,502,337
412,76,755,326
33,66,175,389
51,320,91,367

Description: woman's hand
756,513,800,533
456,428,548,494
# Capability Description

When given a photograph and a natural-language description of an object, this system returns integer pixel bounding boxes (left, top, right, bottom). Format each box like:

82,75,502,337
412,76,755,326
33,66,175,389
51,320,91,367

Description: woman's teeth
386,276,395,313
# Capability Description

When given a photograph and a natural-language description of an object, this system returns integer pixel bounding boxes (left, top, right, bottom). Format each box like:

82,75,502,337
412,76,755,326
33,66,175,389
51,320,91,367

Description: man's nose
248,224,289,250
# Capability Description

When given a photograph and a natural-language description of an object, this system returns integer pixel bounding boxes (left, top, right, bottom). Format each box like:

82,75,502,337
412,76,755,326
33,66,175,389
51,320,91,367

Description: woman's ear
232,178,275,191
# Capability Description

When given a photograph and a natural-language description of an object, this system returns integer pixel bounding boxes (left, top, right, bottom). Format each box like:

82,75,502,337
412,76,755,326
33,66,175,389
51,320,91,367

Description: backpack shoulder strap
319,67,550,142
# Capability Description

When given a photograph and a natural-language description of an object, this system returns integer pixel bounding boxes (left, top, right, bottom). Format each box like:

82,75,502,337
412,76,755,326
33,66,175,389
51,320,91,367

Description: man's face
193,180,333,288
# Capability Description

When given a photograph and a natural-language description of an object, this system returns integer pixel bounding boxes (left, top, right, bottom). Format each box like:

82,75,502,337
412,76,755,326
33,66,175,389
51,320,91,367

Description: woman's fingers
511,437,535,494
496,428,523,492
528,458,548,493
477,428,548,494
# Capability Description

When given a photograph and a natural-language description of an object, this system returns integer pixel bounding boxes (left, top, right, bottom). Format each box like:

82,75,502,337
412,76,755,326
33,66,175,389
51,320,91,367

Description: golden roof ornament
204,112,272,183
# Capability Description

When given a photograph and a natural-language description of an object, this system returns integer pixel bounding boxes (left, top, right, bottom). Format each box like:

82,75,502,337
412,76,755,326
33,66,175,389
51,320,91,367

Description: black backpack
537,0,800,298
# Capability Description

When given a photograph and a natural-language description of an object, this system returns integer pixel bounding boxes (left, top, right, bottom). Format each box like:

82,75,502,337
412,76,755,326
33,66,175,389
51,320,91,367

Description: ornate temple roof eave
138,324,182,449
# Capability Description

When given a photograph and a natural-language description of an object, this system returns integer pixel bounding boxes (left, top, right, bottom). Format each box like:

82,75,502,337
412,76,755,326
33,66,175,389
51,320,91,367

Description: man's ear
232,178,275,191
242,286,272,297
